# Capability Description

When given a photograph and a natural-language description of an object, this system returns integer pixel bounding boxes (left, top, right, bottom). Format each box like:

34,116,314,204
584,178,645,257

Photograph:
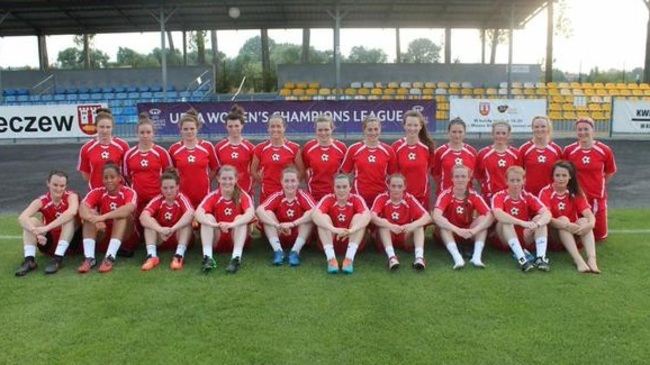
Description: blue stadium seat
90,93,103,101
113,86,126,93
102,92,115,100
153,91,165,99
41,94,53,102
114,115,126,124
110,99,123,107
140,91,153,99
116,92,128,99
2,89,17,96
53,94,66,102
138,86,150,92
102,87,114,93
167,91,179,99
78,87,90,94
79,94,91,101
179,91,191,99
89,87,101,94
4,95,17,102
124,106,137,115
66,94,79,101
17,89,30,96
126,86,138,93
54,87,66,94
127,92,140,99
65,87,78,94
17,95,30,102
29,95,41,102
122,99,136,107
149,85,162,92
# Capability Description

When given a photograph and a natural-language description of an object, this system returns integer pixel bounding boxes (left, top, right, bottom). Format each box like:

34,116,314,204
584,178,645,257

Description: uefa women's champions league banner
0,103,108,139
612,100,650,133
449,98,547,133
137,100,436,136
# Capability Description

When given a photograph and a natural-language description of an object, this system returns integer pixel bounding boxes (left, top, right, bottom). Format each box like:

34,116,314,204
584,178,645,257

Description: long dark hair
404,110,435,154
552,160,584,197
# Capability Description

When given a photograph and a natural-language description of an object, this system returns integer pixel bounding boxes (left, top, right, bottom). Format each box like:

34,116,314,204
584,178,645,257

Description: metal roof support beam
507,2,514,98
151,6,178,101
395,28,401,63
444,28,452,64
0,11,7,103
545,0,554,82
327,4,350,98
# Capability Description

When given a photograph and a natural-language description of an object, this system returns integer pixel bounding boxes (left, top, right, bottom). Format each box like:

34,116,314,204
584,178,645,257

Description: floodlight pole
506,3,515,98
328,5,348,100
151,7,178,102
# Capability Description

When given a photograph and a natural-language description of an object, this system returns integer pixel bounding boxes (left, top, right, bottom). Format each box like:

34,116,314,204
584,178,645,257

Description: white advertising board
449,98,547,133
0,103,107,139
612,100,650,133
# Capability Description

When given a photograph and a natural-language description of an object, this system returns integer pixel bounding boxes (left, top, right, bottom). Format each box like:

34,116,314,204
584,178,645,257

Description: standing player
251,113,304,203
78,108,129,190
340,116,398,208
563,118,616,241
256,167,316,266
139,168,195,271
492,166,551,272
475,121,521,202
15,170,81,276
302,115,347,202
433,165,493,269
539,161,600,273
312,174,371,274
168,108,218,208
519,115,562,196
78,163,137,274
370,174,431,271
432,118,478,194
214,105,256,196
391,110,435,209
195,166,255,274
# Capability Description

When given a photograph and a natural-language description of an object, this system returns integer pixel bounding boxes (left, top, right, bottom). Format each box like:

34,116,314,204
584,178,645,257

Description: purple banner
138,100,436,137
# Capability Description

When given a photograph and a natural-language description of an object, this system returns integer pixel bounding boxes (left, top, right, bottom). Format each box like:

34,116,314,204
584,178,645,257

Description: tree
347,46,387,63
115,47,159,68
481,29,508,64
56,47,108,69
150,48,183,66
401,38,441,63
190,30,207,65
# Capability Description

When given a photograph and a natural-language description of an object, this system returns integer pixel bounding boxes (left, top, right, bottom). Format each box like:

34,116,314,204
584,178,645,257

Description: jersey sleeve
575,194,591,214
339,145,356,174
316,196,333,214
407,194,428,219
491,193,505,211
82,189,101,208
260,192,281,211
603,144,617,175
297,190,316,209
124,187,138,206
352,195,369,214
240,191,254,211
470,193,491,215
143,196,162,216
370,195,387,214
78,144,91,174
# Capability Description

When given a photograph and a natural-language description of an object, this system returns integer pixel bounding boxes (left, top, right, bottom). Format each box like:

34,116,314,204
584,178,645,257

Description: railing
31,74,55,95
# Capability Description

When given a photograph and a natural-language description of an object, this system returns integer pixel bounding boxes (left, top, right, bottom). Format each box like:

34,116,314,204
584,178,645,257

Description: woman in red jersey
312,174,371,275
539,161,600,273
432,117,478,195
78,108,129,191
257,167,316,267
491,166,551,272
302,115,347,202
214,105,256,196
251,113,303,203
433,164,493,270
195,165,255,274
391,110,435,209
370,174,431,271
475,121,521,202
563,118,616,242
15,170,81,276
139,168,195,271
518,115,562,196
168,109,218,208
340,116,398,208
78,163,137,274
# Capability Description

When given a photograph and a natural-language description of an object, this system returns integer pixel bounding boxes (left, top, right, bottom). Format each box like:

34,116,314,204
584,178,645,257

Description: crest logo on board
77,104,103,136
479,102,490,116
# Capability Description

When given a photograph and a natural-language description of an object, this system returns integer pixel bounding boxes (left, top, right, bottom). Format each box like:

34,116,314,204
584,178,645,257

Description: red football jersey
123,144,173,203
39,190,78,234
200,189,254,223
518,140,562,196
563,141,616,199
82,185,137,215
168,140,218,208
432,143,478,193
260,189,316,223
78,137,130,190
316,193,368,229
302,139,347,201
538,185,591,223
215,138,256,194
371,192,428,226
143,192,194,227
434,188,490,228
475,145,521,198
340,142,398,205
253,140,301,202
491,190,545,222
391,138,434,205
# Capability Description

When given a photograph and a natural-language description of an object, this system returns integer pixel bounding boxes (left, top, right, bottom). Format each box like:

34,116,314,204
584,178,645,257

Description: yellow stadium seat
437,82,449,89
424,82,436,88
619,89,632,96
448,88,461,95
572,89,584,95
602,103,612,111
616,83,627,89
639,83,650,89
582,83,593,89
279,88,292,96
358,88,370,95
558,82,570,89
563,111,577,120
344,88,357,95
549,103,562,111
577,111,590,118
549,111,563,120
395,95,407,100
473,88,486,95
397,88,409,95
535,82,546,89
308,82,320,89
524,88,535,96
381,95,394,100
570,82,581,89
591,111,605,120
295,82,308,89
384,88,396,95
627,83,638,89
551,95,564,103
292,89,305,96
592,83,605,89
318,88,331,96
367,95,380,100
435,95,447,103
387,82,399,88
511,88,523,95
422,95,434,100
449,82,461,88
423,88,434,95
413,82,424,88
438,102,450,111
596,89,608,96
548,88,560,96
536,88,548,96
584,89,595,96
547,82,558,88
461,88,473,95
645,89,650,96
605,83,616,89
299,96,312,101
306,88,318,96
588,103,602,111
562,103,575,111
283,82,296,89
371,88,383,95
633,89,644,96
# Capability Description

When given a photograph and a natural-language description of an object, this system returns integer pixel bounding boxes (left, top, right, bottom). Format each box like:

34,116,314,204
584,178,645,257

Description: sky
0,0,647,74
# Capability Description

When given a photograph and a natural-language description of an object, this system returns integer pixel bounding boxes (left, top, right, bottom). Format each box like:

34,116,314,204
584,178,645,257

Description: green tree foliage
401,38,441,63
346,46,387,63
56,47,109,69
115,47,159,68
190,30,207,65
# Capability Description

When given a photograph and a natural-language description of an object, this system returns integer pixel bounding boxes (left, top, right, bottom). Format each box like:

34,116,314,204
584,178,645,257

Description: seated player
256,167,316,267
15,170,81,276
195,165,255,274
492,166,551,272
312,174,371,274
433,165,493,270
370,173,431,271
78,162,137,274
539,161,600,273
139,168,195,271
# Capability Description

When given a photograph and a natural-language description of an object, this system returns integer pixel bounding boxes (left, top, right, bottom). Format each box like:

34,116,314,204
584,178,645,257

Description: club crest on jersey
321,154,329,162
391,212,400,221
408,153,416,161
538,155,547,163
479,102,490,116
286,209,295,218
231,152,239,159
77,104,104,136
455,157,463,165
582,156,590,164
272,154,281,162
101,151,110,160
109,202,118,211
456,206,464,215
187,155,196,163
337,213,346,222
498,159,507,167
558,202,566,211
164,212,173,221
510,207,519,216
224,208,233,216
140,159,149,167
367,155,377,163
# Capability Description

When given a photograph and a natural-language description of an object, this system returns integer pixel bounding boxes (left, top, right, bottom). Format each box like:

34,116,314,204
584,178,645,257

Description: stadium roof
0,0,548,37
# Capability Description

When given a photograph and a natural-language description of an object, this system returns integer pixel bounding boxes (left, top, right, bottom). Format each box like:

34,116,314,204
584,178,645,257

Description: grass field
1,210,649,365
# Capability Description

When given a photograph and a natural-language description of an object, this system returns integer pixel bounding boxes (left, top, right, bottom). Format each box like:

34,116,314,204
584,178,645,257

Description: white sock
414,247,424,260
384,246,396,258
535,236,548,258
445,242,464,265
323,244,336,260
24,245,36,258
291,236,307,253
508,238,526,260
202,244,213,258
83,238,96,259
269,237,282,252
472,241,485,262
175,244,187,257
146,244,157,258
345,242,359,261
106,238,122,258
232,246,243,260
54,240,69,257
